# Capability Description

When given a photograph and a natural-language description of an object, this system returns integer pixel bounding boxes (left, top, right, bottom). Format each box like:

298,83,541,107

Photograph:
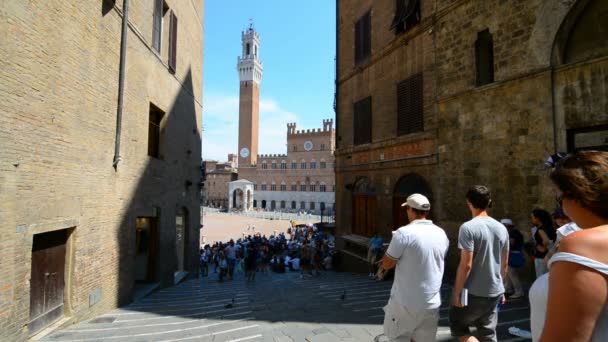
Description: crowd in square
199,223,338,282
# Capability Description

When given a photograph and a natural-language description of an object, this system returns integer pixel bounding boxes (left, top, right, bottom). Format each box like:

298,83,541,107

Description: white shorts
383,298,439,342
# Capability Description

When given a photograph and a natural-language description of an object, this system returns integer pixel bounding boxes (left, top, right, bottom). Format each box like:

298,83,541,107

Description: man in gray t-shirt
449,185,509,342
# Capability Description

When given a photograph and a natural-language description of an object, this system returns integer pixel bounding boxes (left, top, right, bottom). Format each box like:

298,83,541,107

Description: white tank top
529,252,608,342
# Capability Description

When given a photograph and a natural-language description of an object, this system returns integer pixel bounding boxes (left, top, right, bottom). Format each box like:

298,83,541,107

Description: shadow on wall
114,69,202,307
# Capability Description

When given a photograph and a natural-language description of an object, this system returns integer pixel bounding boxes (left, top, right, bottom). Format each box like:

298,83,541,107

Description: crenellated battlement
257,154,288,159
287,118,335,136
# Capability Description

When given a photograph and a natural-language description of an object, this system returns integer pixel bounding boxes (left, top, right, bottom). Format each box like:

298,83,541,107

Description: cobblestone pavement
42,271,532,341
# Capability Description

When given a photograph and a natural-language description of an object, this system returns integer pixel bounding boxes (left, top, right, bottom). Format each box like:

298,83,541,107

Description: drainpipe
113,0,129,169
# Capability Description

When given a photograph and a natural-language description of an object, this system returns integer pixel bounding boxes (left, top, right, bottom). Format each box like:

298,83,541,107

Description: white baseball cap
500,218,514,226
401,193,431,211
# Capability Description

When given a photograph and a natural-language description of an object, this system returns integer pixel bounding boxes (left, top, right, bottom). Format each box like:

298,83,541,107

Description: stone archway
550,0,608,152
393,174,433,228
228,179,254,211
232,188,244,210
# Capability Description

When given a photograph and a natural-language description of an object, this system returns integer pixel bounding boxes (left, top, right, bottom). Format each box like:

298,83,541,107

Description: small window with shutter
354,11,371,65
475,29,494,86
397,73,423,136
148,104,164,158
152,0,164,52
353,96,372,145
391,0,421,35
168,10,178,73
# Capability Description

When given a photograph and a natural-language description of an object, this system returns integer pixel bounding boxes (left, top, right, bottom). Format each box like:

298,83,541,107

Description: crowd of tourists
377,150,606,342
199,224,337,282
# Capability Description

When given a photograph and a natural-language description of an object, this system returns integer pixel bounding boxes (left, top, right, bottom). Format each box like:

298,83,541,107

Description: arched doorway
232,188,244,209
352,177,377,237
246,190,252,210
261,200,266,209
271,200,276,210
175,207,188,272
551,0,608,152
393,174,433,228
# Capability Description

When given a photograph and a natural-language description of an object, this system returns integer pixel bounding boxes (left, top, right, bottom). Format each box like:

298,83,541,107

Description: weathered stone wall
0,0,203,339
205,171,237,207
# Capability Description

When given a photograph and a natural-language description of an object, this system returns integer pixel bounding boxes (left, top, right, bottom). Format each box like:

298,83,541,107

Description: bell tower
237,23,263,167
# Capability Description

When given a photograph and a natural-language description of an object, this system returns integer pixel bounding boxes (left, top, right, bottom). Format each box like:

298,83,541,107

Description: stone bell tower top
237,23,263,85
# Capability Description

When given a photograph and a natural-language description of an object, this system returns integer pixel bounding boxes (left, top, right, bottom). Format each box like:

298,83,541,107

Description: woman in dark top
531,208,556,277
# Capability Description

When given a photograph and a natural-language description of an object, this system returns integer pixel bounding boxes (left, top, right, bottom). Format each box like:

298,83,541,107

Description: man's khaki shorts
383,297,439,342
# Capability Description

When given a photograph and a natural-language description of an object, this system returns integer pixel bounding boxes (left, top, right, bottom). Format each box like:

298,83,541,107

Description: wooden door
29,230,67,336
352,194,377,237
365,196,377,237
393,195,409,229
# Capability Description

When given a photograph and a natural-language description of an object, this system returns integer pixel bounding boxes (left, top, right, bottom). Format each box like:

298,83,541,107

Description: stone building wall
0,0,203,339
335,0,607,275
204,171,237,208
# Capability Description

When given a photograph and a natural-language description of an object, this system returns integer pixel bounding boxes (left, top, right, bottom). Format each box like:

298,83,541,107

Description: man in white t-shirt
380,194,449,342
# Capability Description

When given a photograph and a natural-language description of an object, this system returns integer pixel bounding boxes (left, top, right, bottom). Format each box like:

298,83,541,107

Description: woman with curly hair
530,151,608,341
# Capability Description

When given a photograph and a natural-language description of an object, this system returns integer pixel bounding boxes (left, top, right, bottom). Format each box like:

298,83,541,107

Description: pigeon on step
224,297,235,308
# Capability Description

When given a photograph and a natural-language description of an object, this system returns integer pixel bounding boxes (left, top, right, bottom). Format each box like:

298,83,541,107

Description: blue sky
202,0,336,161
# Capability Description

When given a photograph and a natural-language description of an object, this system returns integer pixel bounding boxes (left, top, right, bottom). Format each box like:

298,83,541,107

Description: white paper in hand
460,288,468,307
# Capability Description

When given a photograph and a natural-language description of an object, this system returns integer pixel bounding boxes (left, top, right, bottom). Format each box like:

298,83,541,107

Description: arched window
280,182,286,191
320,159,327,169
281,160,287,169
319,183,327,192
271,161,277,169
310,159,317,169
280,200,286,209
300,159,307,169
262,161,268,169
291,160,297,169
246,43,250,55
291,182,297,191
291,201,296,209
300,182,306,192
271,182,277,191
261,182,267,191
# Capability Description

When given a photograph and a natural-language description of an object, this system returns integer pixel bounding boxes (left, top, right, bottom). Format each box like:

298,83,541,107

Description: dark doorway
135,217,159,283
352,177,377,237
271,200,276,210
261,200,266,209
393,174,433,228
29,229,69,336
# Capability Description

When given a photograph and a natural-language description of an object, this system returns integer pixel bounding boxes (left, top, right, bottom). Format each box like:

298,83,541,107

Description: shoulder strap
549,252,608,275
